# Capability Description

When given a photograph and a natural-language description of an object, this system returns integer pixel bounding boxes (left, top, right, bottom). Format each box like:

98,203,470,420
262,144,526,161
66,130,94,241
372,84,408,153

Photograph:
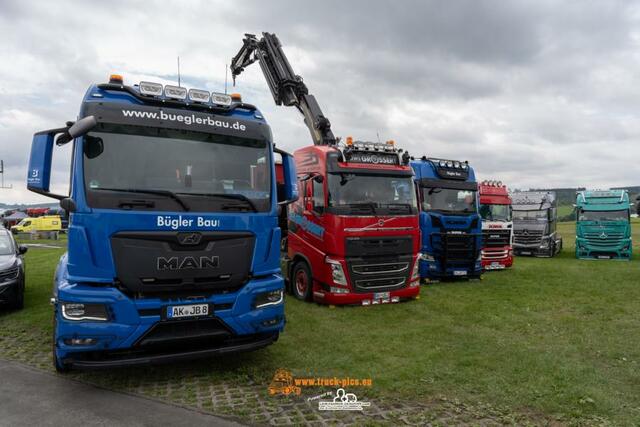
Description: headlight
254,289,284,309
326,258,347,285
411,254,421,279
61,303,109,321
420,253,435,262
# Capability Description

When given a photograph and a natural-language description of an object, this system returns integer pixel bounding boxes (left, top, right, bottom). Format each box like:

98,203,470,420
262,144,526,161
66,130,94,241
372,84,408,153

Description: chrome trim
355,277,406,289
344,227,416,232
352,262,409,275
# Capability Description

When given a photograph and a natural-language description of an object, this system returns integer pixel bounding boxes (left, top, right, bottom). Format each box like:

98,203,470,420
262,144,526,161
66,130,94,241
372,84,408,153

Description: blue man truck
411,158,482,281
27,74,298,371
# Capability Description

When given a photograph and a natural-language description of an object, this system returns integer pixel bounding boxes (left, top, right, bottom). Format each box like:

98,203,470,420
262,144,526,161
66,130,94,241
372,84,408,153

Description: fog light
61,303,108,321
391,296,400,303
254,289,284,309
64,338,97,346
410,279,420,288
362,300,371,306
261,318,280,327
330,287,349,294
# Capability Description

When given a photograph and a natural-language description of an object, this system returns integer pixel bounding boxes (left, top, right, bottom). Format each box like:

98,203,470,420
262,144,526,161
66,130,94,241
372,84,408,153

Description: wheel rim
295,269,308,296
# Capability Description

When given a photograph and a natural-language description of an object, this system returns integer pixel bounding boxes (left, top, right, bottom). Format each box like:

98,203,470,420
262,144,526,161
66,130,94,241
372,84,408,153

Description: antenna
376,131,381,143
177,56,181,87
0,160,12,189
224,63,228,94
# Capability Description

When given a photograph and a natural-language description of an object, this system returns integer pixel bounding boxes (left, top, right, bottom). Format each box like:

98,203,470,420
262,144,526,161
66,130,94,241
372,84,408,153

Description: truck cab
511,191,562,257
575,189,631,260
27,74,298,371
411,158,482,280
285,140,421,305
478,180,513,270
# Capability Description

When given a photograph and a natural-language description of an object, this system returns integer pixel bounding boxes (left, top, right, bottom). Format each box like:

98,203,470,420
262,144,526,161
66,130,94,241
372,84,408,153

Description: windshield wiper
94,188,190,211
177,192,258,213
348,202,377,213
382,203,412,213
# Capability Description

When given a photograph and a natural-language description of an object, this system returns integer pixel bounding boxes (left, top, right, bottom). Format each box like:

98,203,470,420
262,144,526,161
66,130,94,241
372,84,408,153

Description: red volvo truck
478,180,513,270
231,33,421,305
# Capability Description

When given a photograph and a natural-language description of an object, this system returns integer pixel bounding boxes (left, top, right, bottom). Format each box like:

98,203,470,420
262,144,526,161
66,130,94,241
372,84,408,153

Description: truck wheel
14,279,24,310
52,314,70,373
291,261,313,302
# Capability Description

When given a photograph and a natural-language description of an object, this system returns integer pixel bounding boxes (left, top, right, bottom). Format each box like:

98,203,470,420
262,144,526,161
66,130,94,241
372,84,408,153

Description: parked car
0,229,27,309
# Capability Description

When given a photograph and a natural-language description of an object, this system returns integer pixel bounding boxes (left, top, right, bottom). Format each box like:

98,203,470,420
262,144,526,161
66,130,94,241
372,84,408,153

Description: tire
291,261,313,302
52,313,70,373
9,278,24,310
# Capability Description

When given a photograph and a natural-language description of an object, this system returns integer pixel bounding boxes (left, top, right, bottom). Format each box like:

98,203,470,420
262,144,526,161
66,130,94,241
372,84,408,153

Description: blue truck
411,157,482,281
27,74,298,371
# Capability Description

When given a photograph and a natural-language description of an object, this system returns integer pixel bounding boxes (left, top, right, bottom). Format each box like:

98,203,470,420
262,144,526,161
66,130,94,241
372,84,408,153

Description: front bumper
575,238,631,260
513,243,552,257
54,274,285,368
0,278,20,304
481,246,513,269
418,257,482,280
312,281,420,305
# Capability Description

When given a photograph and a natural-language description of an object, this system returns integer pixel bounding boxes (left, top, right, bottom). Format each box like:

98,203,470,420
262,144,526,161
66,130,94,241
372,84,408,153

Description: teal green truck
575,190,632,260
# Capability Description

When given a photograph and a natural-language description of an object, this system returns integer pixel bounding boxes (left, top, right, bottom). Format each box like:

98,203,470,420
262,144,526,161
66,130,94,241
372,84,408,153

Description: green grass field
2,222,640,425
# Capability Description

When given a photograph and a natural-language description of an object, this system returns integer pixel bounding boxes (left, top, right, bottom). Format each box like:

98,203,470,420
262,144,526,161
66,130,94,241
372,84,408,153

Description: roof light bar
211,92,233,106
188,88,210,103
139,81,163,97
164,85,187,100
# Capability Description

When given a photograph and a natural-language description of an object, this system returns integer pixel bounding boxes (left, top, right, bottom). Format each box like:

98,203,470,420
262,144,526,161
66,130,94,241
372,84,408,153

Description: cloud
1,0,639,204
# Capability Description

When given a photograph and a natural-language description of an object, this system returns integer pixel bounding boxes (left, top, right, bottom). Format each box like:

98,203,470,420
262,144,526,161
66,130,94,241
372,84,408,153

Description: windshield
327,174,417,215
479,204,511,221
83,124,271,212
578,209,629,222
513,209,548,221
0,234,14,255
18,220,31,226
420,187,477,214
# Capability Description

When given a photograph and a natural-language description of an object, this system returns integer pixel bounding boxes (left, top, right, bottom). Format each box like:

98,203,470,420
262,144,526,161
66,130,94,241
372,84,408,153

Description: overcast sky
2,0,640,204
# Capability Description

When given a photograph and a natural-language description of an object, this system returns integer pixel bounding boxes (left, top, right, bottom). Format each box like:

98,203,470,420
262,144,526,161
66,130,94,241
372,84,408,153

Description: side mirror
56,116,97,146
18,245,28,255
28,116,97,201
275,148,298,205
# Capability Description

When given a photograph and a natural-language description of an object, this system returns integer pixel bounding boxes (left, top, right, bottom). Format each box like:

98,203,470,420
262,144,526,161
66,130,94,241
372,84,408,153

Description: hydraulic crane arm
230,32,336,146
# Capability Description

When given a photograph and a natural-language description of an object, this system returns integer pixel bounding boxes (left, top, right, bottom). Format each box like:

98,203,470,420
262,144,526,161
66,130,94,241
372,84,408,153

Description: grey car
0,229,27,309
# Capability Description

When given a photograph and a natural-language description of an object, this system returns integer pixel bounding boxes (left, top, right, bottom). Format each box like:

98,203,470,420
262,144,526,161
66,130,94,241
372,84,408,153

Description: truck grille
583,231,626,247
481,249,509,260
431,233,477,263
345,236,413,257
513,230,543,245
482,230,511,247
346,255,412,293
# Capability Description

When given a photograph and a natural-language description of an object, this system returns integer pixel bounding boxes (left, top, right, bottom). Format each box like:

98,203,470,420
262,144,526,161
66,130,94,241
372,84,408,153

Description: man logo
157,256,219,270
177,232,202,245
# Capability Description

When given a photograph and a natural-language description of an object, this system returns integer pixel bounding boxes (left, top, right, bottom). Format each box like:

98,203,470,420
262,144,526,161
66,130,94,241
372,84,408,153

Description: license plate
373,292,390,300
453,270,467,276
597,255,611,259
520,251,531,255
167,303,209,319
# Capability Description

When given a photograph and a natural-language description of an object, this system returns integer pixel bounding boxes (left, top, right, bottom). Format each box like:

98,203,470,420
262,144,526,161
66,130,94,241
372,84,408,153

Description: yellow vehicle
11,215,62,234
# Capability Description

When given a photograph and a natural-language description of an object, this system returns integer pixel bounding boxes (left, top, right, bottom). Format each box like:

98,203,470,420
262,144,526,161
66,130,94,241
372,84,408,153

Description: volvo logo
177,232,202,245
157,256,219,270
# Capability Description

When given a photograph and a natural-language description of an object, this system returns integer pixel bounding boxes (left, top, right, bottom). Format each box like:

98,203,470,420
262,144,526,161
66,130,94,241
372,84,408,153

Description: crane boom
230,32,336,146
